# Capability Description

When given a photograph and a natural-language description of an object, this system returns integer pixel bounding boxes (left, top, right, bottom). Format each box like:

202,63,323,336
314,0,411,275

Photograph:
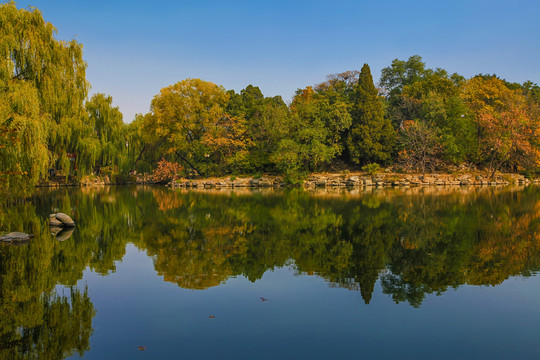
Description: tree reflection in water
0,185,539,358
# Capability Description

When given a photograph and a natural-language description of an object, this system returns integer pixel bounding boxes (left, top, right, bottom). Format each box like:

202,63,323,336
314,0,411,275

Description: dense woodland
2,2,540,197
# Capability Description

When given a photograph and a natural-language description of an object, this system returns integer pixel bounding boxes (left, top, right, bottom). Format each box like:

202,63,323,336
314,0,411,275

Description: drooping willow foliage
1,1,85,189
0,2,129,197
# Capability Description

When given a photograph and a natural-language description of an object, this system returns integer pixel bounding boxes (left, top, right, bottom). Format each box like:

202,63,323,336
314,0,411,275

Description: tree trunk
176,152,204,177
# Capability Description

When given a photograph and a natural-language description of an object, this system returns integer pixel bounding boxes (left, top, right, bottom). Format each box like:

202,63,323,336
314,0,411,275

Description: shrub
362,163,381,176
153,159,184,182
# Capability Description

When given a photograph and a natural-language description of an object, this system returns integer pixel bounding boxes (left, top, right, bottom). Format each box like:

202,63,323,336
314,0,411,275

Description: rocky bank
169,172,539,189
35,172,539,189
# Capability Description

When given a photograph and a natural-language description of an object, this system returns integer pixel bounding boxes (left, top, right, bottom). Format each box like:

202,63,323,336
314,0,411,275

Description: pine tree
346,64,395,165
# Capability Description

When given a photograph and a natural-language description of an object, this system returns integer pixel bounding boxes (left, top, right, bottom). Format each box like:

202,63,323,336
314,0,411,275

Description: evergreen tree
346,64,395,165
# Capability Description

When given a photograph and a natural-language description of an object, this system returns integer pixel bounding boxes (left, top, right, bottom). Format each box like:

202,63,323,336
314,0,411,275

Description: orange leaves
201,114,254,161
152,159,184,182
462,77,540,174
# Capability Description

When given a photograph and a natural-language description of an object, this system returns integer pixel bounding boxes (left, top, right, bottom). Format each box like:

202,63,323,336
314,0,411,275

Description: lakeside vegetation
1,2,540,199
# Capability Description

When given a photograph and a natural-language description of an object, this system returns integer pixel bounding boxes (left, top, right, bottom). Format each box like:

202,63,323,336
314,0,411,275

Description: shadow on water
0,185,539,358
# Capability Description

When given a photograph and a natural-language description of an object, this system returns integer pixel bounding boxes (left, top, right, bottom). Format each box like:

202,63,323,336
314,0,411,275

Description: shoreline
170,172,538,189
34,172,539,189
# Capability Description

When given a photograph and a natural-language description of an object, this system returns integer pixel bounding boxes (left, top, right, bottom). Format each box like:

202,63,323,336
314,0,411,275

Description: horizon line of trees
2,2,540,197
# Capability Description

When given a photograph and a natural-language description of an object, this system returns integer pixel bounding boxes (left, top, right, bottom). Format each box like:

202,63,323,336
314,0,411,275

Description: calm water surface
1,186,540,359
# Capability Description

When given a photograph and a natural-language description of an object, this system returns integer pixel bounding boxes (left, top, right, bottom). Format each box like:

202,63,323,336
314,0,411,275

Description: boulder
50,213,76,227
0,232,33,243
49,214,63,227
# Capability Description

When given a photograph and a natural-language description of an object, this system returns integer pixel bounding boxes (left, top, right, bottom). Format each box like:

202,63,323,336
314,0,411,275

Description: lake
1,185,539,359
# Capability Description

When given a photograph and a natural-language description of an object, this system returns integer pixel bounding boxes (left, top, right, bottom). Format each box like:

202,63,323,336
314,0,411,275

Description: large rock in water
0,232,33,243
50,213,75,227
49,214,63,227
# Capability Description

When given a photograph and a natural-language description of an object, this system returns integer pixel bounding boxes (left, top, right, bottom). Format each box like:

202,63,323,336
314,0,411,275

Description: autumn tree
398,120,442,175
148,79,229,176
346,64,395,166
462,76,540,177
153,159,184,182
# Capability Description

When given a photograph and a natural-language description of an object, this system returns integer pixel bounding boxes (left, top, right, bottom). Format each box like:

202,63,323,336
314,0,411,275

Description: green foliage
361,163,381,176
227,85,290,172
315,70,360,105
0,81,49,193
0,2,90,176
272,86,351,177
0,2,132,194
347,64,395,166
401,72,478,164
86,93,125,171
380,55,432,98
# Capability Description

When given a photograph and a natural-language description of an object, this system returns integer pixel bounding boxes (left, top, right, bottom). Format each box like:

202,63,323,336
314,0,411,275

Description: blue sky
19,0,540,122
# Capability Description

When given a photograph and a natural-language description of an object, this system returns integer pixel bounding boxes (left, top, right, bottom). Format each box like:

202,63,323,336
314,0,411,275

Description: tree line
2,2,540,196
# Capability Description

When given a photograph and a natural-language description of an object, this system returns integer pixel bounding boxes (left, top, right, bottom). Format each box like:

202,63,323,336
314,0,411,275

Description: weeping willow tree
0,1,95,191
0,80,49,195
85,93,126,172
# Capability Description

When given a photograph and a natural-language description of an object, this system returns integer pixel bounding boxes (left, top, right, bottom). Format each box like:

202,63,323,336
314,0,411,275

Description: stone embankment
36,172,539,188
79,174,154,187
38,174,155,187
170,173,538,189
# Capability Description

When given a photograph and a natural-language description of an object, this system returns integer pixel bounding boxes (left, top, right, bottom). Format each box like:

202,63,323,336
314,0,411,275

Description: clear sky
18,0,540,123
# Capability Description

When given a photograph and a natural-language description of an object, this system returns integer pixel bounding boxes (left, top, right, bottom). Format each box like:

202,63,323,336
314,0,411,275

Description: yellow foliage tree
462,77,540,177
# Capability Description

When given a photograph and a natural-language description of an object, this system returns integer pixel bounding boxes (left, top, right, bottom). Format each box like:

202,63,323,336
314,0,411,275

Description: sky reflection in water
1,186,539,359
